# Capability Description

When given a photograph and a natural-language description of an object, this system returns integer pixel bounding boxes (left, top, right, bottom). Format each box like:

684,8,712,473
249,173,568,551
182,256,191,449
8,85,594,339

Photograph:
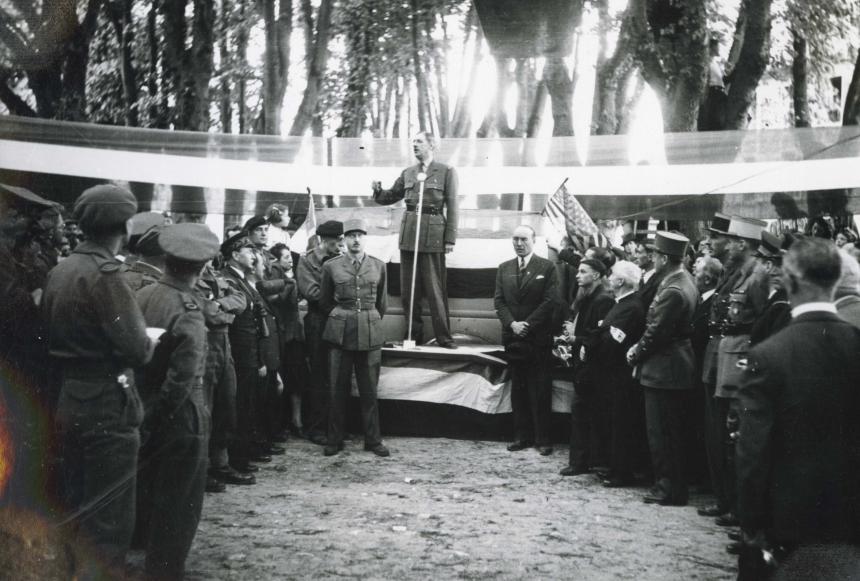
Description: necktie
518,257,525,285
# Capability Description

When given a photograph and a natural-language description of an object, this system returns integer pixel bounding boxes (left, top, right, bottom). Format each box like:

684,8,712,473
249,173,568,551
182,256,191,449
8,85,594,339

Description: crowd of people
2,169,860,580
0,182,393,579
504,212,860,578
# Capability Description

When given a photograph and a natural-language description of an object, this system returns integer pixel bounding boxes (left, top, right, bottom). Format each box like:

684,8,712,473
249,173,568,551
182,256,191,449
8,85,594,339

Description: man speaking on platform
371,132,459,349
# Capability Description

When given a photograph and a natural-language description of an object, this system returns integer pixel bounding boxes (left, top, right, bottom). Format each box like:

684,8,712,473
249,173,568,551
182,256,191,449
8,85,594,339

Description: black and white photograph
1,0,860,579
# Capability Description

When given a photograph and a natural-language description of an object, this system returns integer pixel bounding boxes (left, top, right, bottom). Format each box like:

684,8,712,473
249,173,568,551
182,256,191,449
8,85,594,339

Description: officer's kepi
159,223,220,262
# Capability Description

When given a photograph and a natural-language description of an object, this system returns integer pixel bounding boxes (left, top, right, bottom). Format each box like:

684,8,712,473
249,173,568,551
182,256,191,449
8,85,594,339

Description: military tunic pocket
425,215,445,251
323,312,347,345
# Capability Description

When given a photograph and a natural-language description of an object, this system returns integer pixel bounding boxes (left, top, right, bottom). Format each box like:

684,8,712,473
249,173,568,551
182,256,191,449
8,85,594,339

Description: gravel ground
181,436,737,581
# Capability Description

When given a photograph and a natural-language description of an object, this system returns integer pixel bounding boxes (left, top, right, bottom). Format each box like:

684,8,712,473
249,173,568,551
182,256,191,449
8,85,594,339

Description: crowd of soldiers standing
0,183,386,580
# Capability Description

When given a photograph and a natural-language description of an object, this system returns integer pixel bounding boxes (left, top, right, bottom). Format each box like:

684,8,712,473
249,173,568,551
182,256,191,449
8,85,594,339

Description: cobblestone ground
183,437,737,581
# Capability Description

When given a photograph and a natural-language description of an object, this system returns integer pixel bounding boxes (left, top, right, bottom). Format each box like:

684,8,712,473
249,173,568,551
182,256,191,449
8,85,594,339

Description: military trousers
54,368,143,580
139,394,209,581
327,347,382,447
510,349,552,447
304,309,330,437
400,250,453,345
203,330,236,469
644,386,692,504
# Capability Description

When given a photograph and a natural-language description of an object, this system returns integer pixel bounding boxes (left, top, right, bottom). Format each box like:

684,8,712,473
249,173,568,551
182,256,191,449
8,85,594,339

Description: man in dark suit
559,257,614,475
494,224,559,455
372,131,459,348
627,231,699,506
592,260,646,486
736,237,860,579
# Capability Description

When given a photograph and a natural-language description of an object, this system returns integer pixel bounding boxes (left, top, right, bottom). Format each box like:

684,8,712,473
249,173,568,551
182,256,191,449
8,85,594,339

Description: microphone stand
403,171,427,350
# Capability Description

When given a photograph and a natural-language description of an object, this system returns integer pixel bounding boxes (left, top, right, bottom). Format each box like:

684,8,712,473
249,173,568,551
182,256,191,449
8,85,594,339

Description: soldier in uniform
296,220,344,445
121,211,166,291
135,223,220,581
712,216,769,526
372,131,459,348
220,233,272,472
244,215,288,451
320,219,390,457
749,231,792,345
626,231,699,506
196,261,255,490
698,214,751,521
43,184,154,579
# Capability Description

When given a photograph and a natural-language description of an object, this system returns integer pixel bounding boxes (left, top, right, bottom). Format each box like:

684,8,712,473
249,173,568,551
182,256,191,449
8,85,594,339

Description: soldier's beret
74,184,138,233
316,220,344,238
221,232,255,258
243,215,267,232
159,223,220,262
343,218,368,235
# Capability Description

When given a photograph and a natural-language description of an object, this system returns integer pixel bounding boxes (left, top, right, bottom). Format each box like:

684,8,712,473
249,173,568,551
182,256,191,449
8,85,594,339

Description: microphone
417,172,427,182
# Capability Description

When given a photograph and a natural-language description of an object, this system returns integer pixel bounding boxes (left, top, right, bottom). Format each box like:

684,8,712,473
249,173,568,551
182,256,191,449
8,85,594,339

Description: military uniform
42,185,152,579
320,232,388,450
135,223,219,580
373,160,458,345
219,236,268,469
296,221,343,441
121,258,163,291
196,264,247,475
628,233,699,506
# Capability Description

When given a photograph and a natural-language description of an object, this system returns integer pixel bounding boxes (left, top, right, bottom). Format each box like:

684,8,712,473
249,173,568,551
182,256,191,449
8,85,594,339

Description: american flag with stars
541,179,600,245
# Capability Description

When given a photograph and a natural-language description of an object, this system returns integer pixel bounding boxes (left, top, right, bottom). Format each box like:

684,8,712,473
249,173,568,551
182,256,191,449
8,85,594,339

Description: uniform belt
721,325,752,336
405,205,440,215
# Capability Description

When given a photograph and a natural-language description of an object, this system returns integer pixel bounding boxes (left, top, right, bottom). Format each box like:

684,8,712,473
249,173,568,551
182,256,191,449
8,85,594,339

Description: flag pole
403,172,427,350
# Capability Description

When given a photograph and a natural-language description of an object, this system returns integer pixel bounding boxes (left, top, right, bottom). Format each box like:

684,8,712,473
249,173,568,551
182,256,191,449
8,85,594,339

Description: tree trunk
410,0,430,133
724,0,774,129
236,0,249,133
161,0,188,127
58,0,102,121
844,48,860,126
180,0,215,131
259,0,292,135
592,6,636,135
289,0,334,136
543,56,573,136
339,2,373,137
148,0,164,127
393,76,404,138
514,58,536,136
219,0,233,132
477,55,515,137
616,71,644,134
431,12,449,137
450,11,482,138
108,0,139,126
526,80,547,137
791,28,809,128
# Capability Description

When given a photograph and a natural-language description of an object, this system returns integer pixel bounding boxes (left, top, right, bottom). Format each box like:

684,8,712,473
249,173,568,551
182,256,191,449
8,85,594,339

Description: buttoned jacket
320,254,387,351
373,160,458,253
